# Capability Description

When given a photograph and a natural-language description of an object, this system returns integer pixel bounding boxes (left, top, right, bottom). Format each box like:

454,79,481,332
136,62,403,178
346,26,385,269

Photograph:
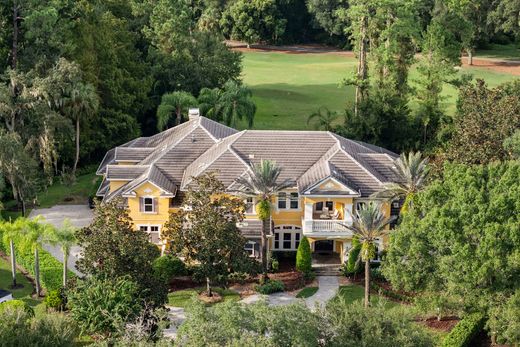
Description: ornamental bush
153,255,187,283
296,236,312,274
44,288,66,311
256,279,285,294
0,299,34,316
441,312,485,347
68,276,143,336
343,237,362,276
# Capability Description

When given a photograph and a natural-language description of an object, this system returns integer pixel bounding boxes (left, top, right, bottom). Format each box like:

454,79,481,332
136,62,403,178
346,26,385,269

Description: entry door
314,240,334,253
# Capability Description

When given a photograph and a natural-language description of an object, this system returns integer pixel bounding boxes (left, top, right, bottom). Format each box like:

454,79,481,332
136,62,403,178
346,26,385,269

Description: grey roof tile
106,165,148,181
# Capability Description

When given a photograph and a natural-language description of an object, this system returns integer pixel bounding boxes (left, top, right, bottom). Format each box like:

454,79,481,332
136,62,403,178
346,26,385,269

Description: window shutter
153,198,158,213
139,198,144,212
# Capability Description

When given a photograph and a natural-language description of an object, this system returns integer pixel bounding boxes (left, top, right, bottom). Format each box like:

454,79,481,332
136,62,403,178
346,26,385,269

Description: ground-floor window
138,225,161,244
273,225,302,251
244,240,258,257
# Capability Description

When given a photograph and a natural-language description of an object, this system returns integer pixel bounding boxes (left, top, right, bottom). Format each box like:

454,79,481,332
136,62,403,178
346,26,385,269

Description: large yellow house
96,110,401,264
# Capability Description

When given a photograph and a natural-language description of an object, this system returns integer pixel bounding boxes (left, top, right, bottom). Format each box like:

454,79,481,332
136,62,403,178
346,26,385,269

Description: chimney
188,108,200,121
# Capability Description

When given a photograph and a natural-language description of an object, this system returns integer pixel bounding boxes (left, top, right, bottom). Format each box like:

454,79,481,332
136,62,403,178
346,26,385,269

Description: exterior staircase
312,253,342,276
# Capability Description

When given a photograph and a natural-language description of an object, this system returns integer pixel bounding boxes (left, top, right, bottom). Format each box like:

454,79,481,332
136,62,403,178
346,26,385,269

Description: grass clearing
333,285,399,310
296,286,318,298
167,287,241,308
475,43,520,60
0,256,42,307
240,51,519,131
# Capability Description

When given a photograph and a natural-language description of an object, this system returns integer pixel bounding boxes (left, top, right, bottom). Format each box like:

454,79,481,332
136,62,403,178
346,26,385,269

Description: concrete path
239,292,299,306
29,205,93,276
163,306,186,339
305,276,339,310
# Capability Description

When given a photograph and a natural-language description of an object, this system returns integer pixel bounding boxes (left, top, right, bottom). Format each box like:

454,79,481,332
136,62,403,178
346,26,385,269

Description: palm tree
234,160,292,278
157,91,197,130
46,219,77,287
1,219,20,288
219,80,256,128
371,151,429,213
307,106,339,131
345,202,393,308
17,217,50,296
63,82,99,176
198,87,223,121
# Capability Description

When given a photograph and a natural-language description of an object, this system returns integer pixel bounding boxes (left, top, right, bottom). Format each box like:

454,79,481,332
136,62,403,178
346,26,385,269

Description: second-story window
143,197,154,213
277,192,299,210
277,192,287,209
245,197,255,214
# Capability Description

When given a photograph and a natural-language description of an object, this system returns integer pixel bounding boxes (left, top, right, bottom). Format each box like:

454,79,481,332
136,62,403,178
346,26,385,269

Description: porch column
341,241,351,263
344,203,353,226
304,202,313,220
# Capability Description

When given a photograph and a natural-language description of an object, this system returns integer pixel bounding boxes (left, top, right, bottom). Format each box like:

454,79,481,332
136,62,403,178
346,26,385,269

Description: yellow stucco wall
109,180,128,191
127,182,170,227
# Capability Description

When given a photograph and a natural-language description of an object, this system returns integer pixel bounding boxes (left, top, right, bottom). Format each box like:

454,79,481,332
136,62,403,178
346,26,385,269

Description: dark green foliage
68,276,142,336
370,281,412,303
441,313,485,347
255,279,285,294
0,299,34,316
383,162,520,313
296,236,312,274
153,255,187,284
487,290,520,345
343,237,361,275
0,307,78,347
44,289,65,311
76,199,166,306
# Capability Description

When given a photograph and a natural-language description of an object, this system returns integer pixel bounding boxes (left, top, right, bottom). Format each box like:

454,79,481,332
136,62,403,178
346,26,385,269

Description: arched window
273,225,302,251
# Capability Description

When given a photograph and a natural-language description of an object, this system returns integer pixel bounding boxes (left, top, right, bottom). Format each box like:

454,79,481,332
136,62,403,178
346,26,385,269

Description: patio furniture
331,209,340,220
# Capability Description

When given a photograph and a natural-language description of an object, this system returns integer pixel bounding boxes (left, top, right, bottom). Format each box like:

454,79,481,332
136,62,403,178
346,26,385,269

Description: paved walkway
305,276,339,310
165,276,340,339
29,205,93,276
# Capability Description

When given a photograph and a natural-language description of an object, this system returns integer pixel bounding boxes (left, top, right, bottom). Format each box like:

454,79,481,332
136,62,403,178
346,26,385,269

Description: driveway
29,204,94,276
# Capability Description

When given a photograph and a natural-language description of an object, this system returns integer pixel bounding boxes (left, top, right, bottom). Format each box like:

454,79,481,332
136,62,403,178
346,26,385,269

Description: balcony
302,219,353,237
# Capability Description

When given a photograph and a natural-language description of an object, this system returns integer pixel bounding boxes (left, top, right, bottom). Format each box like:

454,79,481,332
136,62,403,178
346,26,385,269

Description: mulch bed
169,276,201,291
198,292,222,304
268,271,305,291
418,316,460,332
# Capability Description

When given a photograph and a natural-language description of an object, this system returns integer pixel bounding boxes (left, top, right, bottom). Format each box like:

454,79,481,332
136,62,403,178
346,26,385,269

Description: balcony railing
302,219,352,235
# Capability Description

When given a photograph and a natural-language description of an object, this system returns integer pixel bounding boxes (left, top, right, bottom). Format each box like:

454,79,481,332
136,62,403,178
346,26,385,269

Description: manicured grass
0,257,42,307
37,172,100,208
475,43,520,60
240,51,519,131
167,287,241,308
296,286,319,298
333,285,399,310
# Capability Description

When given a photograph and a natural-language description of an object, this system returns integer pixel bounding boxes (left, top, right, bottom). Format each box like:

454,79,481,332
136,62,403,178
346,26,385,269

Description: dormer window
140,197,156,213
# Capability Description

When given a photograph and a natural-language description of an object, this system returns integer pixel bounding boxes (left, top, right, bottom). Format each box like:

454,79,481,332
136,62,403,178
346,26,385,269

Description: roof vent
188,108,200,121
248,154,255,159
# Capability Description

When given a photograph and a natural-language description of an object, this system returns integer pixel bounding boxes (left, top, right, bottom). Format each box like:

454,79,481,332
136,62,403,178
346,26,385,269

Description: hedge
441,312,485,347
0,231,74,292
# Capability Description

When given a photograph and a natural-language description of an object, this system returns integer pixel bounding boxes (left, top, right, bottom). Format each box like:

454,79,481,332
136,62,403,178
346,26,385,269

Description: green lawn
241,51,519,131
0,257,42,307
333,285,399,310
167,287,241,308
296,286,319,298
475,43,520,60
1,172,100,220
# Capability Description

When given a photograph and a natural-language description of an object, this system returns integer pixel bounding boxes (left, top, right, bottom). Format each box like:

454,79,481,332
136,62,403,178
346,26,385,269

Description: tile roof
97,116,400,200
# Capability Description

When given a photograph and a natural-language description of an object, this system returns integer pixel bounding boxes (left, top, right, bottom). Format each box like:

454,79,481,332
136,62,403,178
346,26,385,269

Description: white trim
141,196,156,214
275,191,301,212
137,224,162,244
122,178,174,197
273,225,302,251
304,176,358,195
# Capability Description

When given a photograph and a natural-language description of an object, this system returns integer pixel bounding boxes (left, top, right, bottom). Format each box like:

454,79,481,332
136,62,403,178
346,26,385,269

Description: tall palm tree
345,202,393,308
157,91,197,130
198,87,223,121
307,106,339,131
219,80,256,128
63,82,99,175
17,217,51,296
45,219,77,287
371,151,429,213
234,160,292,278
1,219,20,288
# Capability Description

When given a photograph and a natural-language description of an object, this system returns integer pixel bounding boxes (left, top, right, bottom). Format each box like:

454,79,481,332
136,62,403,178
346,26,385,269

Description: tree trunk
176,108,182,125
11,3,18,69
21,198,26,217
72,116,80,176
364,258,370,308
10,239,17,288
355,16,368,118
62,248,68,287
467,49,473,66
206,277,212,297
260,218,269,281
34,248,41,296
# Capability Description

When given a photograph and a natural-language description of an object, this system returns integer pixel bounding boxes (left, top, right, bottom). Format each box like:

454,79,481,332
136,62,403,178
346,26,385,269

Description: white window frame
244,197,255,215
244,241,257,258
273,225,302,251
141,196,156,214
276,191,300,211
137,224,162,244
